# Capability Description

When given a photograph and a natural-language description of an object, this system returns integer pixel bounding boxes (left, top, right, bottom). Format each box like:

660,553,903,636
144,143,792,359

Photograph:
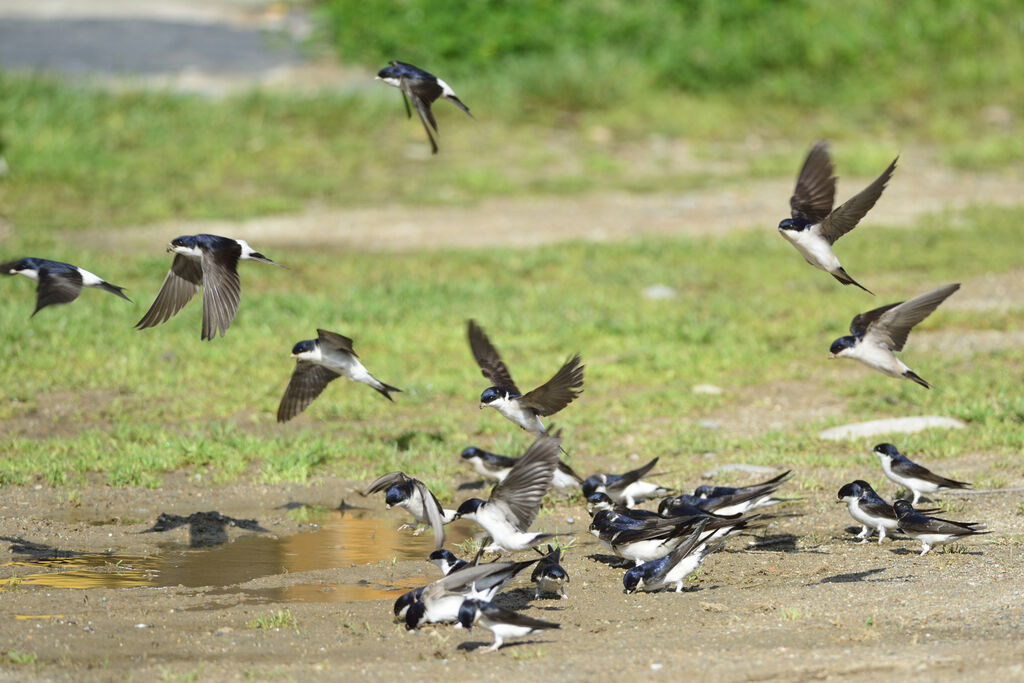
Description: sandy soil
2,457,1023,682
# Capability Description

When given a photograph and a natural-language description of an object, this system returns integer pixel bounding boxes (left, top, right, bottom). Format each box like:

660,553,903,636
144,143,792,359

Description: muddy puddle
2,509,471,601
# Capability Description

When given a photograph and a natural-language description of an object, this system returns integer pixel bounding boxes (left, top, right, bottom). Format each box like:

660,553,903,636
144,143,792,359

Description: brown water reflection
1,510,471,601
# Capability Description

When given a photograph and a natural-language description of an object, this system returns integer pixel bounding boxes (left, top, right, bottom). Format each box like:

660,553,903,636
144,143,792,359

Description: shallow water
2,509,471,601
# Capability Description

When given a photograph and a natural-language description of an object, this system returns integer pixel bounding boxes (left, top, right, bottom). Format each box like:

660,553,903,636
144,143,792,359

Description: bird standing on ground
376,60,473,154
828,283,960,388
893,499,989,556
136,234,283,340
457,599,559,653
3,257,131,316
778,140,897,294
277,329,401,422
872,443,971,504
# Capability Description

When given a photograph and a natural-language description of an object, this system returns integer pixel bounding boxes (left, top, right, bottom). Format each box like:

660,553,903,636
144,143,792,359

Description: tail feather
832,267,874,295
904,370,930,389
373,381,402,402
98,281,133,303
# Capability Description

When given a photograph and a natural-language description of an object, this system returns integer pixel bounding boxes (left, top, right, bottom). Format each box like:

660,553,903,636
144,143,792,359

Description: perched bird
622,520,720,593
531,545,569,599
691,470,793,516
461,446,582,488
893,499,989,556
837,480,904,543
136,234,282,340
873,443,971,504
455,432,563,553
404,558,539,629
590,509,745,566
376,60,473,155
581,457,671,507
457,599,559,653
586,492,663,521
467,320,584,437
778,140,897,294
2,257,131,316
277,329,401,422
362,472,456,550
829,283,960,388
428,549,469,576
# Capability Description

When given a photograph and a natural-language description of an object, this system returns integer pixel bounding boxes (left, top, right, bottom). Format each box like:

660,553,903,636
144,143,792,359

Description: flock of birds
3,61,990,652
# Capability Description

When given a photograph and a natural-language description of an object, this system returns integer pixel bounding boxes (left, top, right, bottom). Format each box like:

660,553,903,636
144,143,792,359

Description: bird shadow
3,536,85,559
392,430,445,451
457,481,488,492
587,553,632,568
744,534,799,552
491,587,536,610
818,567,888,584
456,638,555,654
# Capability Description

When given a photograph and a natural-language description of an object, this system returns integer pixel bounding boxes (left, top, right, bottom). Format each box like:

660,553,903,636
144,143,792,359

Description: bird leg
856,525,871,542
483,636,503,653
876,526,887,544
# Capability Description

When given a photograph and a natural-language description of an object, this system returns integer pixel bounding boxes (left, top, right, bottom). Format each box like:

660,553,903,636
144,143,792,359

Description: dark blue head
778,217,811,232
461,447,483,460
829,335,858,356
694,485,715,498
457,599,481,630
393,587,423,619
480,386,517,405
404,599,426,630
169,235,198,250
384,483,411,508
892,499,914,519
455,498,485,518
1,258,33,275
291,339,317,356
873,443,900,458
622,566,643,593
837,481,864,500
580,475,605,499
428,549,456,564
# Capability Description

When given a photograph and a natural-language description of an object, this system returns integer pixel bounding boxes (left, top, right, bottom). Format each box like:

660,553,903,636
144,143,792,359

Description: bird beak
374,75,382,81
478,403,485,410
165,244,174,253
827,353,836,359
290,353,298,358
384,504,392,510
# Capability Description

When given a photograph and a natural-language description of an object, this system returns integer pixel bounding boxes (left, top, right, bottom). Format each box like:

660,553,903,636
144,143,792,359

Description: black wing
33,267,83,315
317,329,357,356
865,283,960,351
519,354,584,416
361,471,411,496
819,156,897,245
277,361,341,423
467,319,519,393
136,254,203,330
488,433,561,531
414,479,446,551
790,140,836,224
606,457,659,495
199,243,242,340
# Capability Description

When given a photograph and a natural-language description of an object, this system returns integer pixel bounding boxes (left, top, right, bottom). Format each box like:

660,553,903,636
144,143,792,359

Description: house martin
580,457,671,507
3,257,132,316
405,558,539,629
457,599,559,653
623,520,721,593
362,472,456,550
893,499,989,556
586,492,663,521
531,545,569,599
590,509,745,565
829,283,960,388
691,470,793,516
455,432,563,553
872,443,971,504
136,234,282,340
277,328,401,422
778,140,897,294
837,480,903,543
376,60,473,155
428,549,469,576
467,319,584,437
461,445,582,488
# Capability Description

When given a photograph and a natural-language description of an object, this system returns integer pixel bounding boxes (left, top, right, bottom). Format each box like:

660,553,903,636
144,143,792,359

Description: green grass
247,609,299,633
1,206,1021,490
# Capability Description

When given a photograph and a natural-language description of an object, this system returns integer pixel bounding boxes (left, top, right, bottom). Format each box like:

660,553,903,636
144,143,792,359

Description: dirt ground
2,455,1023,682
